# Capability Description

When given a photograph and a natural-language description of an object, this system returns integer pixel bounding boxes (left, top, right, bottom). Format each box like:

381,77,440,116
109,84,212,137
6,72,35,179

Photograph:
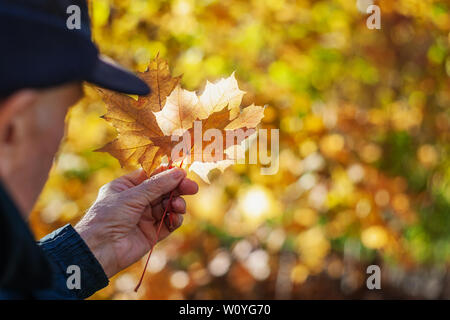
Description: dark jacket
0,183,108,299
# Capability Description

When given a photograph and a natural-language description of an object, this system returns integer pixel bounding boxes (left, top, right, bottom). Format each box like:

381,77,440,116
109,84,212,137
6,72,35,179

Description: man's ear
0,90,38,144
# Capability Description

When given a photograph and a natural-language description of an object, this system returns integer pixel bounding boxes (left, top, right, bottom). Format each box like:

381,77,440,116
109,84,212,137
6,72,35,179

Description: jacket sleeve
36,224,109,299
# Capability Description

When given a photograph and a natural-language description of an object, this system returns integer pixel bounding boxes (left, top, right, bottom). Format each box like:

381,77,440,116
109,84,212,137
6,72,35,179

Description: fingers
169,197,186,213
138,212,184,245
114,166,197,194
159,213,184,240
178,178,199,196
151,197,186,221
130,168,186,204
148,177,198,206
133,166,196,247
151,165,198,197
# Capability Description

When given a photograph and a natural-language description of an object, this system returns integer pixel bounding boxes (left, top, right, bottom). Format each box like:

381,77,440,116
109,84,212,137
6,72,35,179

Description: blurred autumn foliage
30,0,450,299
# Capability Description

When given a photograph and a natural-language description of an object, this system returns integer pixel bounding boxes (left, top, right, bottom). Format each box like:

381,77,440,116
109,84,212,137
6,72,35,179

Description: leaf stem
134,159,182,293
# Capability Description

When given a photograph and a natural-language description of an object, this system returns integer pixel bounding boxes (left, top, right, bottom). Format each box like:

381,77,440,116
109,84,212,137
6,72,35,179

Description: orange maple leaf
97,56,265,182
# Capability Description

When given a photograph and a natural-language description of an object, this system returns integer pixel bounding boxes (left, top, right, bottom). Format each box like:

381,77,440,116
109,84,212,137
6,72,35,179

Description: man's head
0,0,152,216
0,83,83,216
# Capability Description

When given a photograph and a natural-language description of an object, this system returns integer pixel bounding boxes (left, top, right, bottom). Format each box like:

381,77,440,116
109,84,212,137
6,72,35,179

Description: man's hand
74,167,198,278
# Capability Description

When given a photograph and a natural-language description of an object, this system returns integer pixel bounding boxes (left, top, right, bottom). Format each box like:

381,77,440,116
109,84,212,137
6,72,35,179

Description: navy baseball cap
0,0,150,96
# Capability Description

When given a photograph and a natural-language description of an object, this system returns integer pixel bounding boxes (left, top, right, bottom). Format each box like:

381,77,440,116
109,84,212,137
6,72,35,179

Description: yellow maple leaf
97,56,265,182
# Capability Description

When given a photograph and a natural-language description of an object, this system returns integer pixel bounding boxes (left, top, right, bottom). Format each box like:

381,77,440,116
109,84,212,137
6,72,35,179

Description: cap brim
86,56,150,95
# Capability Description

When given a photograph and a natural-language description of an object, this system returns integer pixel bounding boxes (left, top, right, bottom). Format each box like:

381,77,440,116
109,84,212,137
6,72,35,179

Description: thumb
127,168,186,204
